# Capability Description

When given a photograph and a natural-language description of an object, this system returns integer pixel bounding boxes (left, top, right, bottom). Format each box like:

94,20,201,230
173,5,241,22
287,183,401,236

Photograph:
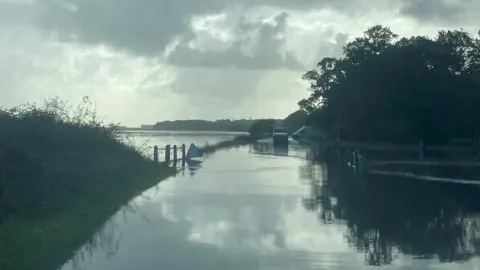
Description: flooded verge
60,133,480,270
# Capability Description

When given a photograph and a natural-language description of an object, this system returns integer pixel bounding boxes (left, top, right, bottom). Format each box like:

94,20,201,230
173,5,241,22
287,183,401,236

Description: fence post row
153,144,188,163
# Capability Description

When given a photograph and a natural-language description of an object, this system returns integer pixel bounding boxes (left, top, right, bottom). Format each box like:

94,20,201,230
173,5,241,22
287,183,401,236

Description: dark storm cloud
29,0,371,60
399,0,467,24
167,12,304,70
34,0,198,56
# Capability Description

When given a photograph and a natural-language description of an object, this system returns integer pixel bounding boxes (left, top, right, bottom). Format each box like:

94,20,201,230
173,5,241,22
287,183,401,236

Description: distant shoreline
118,118,283,134
119,129,249,135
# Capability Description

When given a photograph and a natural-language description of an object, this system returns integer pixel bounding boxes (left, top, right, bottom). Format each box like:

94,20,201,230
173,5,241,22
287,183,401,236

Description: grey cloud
33,0,198,56
0,1,37,26
167,12,304,70
398,0,467,24
166,67,303,120
312,32,349,65
15,0,478,60
29,0,376,58
20,0,471,73
169,67,262,104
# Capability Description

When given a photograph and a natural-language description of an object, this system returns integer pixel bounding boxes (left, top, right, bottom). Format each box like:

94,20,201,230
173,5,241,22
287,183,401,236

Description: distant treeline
152,113,309,136
152,119,278,132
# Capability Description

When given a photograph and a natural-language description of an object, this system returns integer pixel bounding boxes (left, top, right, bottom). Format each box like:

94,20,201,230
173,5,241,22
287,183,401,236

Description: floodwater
60,132,480,270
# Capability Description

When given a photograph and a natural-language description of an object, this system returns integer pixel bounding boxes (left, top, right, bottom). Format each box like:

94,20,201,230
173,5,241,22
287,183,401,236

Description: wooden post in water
173,145,178,161
352,151,357,176
153,145,158,163
172,145,178,166
165,144,171,162
181,144,186,167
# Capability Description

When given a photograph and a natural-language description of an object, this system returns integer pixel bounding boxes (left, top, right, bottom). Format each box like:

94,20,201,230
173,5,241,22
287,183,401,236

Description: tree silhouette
300,25,480,144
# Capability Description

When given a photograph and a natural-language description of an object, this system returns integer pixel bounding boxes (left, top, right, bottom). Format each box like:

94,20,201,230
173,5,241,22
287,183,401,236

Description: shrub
0,97,151,221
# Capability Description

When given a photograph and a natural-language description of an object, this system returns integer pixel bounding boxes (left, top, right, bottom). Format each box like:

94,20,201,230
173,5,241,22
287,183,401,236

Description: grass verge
0,97,176,270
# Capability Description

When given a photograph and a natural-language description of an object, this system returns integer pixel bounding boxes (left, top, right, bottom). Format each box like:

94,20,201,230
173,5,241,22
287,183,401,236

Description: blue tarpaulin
186,143,203,159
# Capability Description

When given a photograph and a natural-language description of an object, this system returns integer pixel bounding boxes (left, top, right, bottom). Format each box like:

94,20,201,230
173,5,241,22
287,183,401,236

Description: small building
272,126,289,146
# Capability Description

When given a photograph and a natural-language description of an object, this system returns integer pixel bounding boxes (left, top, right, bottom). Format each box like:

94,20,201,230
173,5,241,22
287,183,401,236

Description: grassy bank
0,98,176,270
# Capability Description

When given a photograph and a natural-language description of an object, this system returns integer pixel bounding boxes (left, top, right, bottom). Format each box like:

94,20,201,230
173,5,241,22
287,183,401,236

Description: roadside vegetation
299,25,480,146
0,97,175,270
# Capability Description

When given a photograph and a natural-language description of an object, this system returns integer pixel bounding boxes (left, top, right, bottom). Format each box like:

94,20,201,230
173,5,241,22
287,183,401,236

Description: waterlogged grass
0,97,176,270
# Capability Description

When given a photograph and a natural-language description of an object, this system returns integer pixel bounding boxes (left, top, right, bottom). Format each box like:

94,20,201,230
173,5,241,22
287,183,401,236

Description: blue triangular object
186,143,203,159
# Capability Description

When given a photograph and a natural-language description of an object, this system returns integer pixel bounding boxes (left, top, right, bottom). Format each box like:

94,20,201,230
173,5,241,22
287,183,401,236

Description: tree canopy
282,110,307,133
299,25,480,144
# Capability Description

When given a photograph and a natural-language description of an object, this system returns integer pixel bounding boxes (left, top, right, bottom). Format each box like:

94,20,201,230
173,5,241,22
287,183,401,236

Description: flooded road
61,132,480,270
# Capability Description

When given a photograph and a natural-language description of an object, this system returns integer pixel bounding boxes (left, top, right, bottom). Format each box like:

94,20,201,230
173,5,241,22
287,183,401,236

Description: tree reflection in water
300,147,480,266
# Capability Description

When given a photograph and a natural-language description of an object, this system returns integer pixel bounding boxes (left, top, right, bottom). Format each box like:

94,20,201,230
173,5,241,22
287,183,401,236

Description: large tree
300,25,480,144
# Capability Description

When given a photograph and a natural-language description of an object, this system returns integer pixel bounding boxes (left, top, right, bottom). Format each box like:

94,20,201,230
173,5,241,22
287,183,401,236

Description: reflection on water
318,149,480,266
251,141,289,157
60,133,480,270
184,158,203,177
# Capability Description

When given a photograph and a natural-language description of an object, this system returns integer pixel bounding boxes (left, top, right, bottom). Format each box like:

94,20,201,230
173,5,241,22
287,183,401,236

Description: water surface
60,132,480,270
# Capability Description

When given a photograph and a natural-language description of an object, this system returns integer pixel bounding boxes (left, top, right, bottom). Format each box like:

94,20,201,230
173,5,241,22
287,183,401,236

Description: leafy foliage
283,110,307,133
0,97,175,270
0,97,157,220
300,25,480,144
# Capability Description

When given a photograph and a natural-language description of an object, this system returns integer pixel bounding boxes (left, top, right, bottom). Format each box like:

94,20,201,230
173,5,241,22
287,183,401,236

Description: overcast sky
1,0,479,126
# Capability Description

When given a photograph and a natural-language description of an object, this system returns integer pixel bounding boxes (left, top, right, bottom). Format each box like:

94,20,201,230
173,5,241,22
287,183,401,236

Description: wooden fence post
182,144,186,160
182,144,186,167
153,145,158,163
165,144,171,162
352,151,357,176
173,145,178,161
